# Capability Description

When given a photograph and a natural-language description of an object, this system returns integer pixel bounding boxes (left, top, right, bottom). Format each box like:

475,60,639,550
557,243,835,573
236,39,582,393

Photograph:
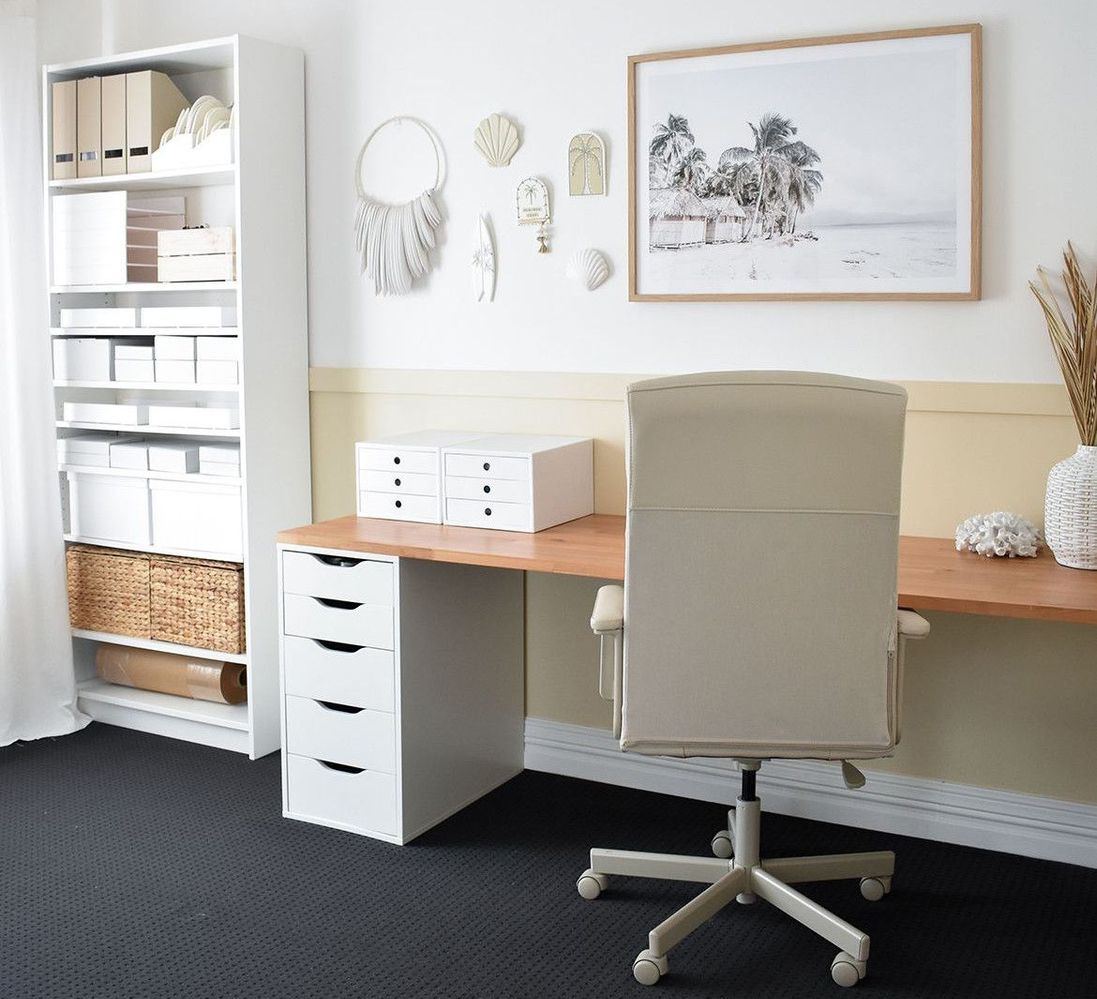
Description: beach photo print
628,25,981,301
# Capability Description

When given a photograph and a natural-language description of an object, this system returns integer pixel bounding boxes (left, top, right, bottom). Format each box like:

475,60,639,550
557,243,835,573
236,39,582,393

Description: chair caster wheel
576,869,608,900
831,952,866,987
711,830,733,859
633,949,668,986
859,876,890,901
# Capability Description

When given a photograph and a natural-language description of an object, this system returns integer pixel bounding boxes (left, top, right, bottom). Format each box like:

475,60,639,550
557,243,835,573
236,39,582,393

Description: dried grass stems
1031,242,1097,446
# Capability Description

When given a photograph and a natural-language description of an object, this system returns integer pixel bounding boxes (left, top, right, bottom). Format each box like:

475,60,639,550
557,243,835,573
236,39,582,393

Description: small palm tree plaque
568,132,606,196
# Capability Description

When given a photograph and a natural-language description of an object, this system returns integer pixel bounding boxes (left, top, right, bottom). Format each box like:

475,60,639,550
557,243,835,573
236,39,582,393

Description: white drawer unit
283,593,394,649
278,544,524,845
442,434,594,533
283,636,395,712
355,429,482,524
285,695,396,774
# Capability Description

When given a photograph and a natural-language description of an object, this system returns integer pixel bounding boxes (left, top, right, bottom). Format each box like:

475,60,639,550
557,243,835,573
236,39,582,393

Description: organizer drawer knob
482,461,490,471
394,478,401,486
393,456,401,465
484,507,492,516
483,485,491,494
395,500,402,509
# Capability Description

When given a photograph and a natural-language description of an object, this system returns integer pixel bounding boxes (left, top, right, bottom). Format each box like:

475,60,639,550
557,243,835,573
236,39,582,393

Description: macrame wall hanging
354,116,446,296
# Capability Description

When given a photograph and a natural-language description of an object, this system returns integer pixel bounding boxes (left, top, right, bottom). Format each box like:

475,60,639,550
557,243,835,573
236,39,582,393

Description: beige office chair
577,371,929,988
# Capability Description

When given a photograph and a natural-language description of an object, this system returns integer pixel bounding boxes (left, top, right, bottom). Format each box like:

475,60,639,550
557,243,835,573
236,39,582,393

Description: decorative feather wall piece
353,117,446,296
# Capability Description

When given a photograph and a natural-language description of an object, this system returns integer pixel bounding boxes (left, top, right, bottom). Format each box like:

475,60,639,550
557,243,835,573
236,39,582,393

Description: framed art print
628,24,982,301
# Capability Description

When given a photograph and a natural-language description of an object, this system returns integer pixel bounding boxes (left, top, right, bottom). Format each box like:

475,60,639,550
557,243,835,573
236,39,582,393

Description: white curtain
0,9,89,745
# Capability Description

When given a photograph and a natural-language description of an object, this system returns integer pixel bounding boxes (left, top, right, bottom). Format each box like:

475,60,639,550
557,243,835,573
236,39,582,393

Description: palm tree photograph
629,26,980,299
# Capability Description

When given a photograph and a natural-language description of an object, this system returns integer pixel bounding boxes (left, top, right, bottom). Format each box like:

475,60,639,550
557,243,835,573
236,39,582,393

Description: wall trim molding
523,717,1097,869
309,367,1071,417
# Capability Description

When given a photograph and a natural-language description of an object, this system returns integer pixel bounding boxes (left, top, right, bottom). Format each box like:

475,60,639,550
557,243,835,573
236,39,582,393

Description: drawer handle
316,700,365,714
313,639,364,654
482,461,491,471
484,507,492,516
483,485,491,494
394,477,401,486
318,760,365,774
309,553,363,568
313,597,363,610
394,499,402,509
393,455,401,465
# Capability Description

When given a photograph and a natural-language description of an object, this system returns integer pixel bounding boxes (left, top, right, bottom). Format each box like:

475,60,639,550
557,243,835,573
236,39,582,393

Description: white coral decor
954,512,1042,558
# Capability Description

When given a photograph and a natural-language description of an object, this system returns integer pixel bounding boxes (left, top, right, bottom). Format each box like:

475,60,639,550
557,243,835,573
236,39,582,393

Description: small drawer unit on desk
355,429,482,524
442,434,594,533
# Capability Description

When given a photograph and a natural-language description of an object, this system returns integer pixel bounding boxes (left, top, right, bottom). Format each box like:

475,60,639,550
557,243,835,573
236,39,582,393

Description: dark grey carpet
2,724,1095,999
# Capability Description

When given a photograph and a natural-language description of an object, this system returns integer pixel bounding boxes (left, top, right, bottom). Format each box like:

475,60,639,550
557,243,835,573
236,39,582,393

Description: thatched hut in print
702,194,747,244
649,188,707,248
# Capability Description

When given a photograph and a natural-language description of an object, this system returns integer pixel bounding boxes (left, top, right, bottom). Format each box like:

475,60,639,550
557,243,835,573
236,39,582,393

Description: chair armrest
897,609,930,640
590,584,624,634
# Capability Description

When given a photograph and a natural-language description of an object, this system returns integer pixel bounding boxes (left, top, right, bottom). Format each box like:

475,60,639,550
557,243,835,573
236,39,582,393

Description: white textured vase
1045,444,1097,569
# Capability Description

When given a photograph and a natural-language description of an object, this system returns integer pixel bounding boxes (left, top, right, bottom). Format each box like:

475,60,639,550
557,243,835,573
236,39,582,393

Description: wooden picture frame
628,24,982,301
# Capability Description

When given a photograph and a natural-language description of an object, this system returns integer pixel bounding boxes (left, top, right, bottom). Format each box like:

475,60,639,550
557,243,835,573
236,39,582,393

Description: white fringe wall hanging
354,116,446,296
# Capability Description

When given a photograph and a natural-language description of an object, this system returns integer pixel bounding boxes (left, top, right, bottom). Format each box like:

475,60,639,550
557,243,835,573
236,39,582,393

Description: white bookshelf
46,36,310,759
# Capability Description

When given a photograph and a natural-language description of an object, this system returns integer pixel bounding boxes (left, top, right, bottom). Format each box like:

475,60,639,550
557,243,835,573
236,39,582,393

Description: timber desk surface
278,515,1097,625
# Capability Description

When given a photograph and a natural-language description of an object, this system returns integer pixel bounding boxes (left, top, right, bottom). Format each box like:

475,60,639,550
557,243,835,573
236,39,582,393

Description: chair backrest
622,371,907,761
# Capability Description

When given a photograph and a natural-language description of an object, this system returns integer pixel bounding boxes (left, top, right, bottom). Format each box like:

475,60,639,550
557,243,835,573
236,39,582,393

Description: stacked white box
140,306,236,328
59,307,137,328
63,402,148,425
153,335,196,359
150,479,242,556
198,443,241,477
109,440,149,469
67,471,151,546
52,338,114,381
52,191,127,285
148,441,200,474
196,336,239,360
197,360,238,385
113,342,155,382
58,432,142,468
155,360,196,383
148,405,238,430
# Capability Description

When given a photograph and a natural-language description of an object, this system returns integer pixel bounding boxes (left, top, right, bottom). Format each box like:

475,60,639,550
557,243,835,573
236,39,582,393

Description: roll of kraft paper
96,644,247,704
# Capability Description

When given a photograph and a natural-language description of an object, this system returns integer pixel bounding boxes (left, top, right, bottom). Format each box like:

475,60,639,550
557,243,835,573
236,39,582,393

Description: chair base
577,791,893,988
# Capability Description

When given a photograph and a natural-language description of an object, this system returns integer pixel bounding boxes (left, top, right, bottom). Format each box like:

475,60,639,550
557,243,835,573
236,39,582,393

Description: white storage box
153,335,196,359
114,359,155,382
148,442,199,474
63,402,148,426
441,434,593,533
52,191,126,286
155,360,196,384
114,343,154,360
354,430,483,524
110,440,149,470
52,338,114,381
59,307,137,328
198,443,241,477
157,252,236,283
66,471,151,546
148,405,239,430
58,432,142,468
150,479,242,556
196,360,238,385
158,227,235,256
139,306,237,328
196,336,239,360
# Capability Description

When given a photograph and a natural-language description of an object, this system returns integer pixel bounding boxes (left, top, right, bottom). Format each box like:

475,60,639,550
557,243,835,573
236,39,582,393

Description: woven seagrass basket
150,555,246,653
66,545,151,637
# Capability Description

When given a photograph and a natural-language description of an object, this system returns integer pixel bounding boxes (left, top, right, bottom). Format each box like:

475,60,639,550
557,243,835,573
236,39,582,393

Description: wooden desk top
278,515,1097,625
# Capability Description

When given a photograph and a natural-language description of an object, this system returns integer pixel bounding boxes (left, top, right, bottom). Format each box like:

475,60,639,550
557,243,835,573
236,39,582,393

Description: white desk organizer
355,430,482,524
442,434,593,533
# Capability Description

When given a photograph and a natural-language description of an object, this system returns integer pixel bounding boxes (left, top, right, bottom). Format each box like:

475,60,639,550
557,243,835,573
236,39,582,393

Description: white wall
37,0,1096,381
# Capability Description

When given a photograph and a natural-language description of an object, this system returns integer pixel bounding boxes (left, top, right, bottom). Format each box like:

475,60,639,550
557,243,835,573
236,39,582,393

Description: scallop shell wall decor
566,248,609,291
474,113,520,167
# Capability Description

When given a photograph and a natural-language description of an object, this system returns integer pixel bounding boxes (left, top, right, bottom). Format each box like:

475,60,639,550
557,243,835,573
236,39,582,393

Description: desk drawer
359,470,438,497
283,593,394,649
283,635,395,711
359,490,441,524
286,695,396,773
445,453,530,481
444,475,530,504
358,445,437,475
286,754,397,836
445,497,532,531
282,550,393,604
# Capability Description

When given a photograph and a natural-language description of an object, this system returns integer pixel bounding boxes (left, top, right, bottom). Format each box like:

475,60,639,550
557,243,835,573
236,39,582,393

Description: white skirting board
523,718,1097,870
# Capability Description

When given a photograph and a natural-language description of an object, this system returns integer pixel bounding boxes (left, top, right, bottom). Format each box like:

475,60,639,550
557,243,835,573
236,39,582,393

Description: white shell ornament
566,248,609,291
474,113,520,167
